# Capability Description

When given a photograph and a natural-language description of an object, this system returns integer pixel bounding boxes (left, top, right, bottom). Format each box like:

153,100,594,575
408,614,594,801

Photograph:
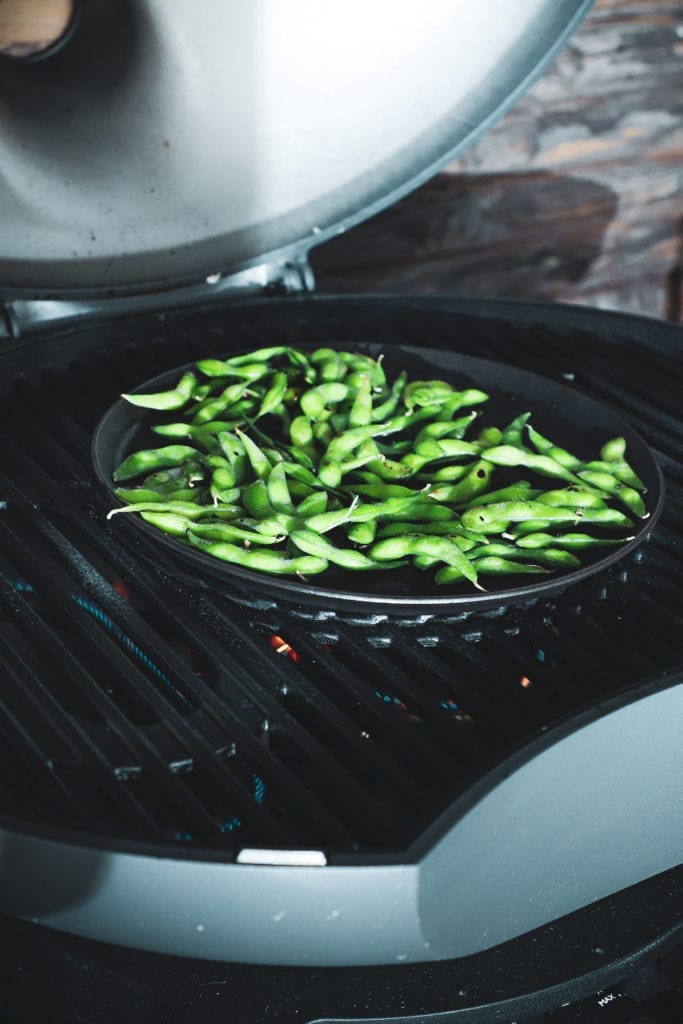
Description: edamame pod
122,371,197,412
113,445,198,483
369,535,482,589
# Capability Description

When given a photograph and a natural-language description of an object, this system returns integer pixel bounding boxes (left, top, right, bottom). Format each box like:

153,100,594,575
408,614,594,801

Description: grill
1,295,682,1022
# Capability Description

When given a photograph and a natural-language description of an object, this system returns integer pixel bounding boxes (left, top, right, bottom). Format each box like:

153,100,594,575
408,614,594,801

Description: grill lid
0,0,592,299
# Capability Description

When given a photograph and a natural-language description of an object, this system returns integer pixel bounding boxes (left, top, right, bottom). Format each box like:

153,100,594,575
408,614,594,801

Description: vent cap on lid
0,0,592,299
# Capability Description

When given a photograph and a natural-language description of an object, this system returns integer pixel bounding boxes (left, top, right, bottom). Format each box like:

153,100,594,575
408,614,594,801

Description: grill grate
0,297,681,859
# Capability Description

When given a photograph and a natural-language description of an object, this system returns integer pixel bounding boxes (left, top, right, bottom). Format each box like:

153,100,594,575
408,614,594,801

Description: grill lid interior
0,0,592,297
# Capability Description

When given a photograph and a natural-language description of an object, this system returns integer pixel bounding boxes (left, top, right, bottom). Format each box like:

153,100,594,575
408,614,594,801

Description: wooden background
312,0,683,322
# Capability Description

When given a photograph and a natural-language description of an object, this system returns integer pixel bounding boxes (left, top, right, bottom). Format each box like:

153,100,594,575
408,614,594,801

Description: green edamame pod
313,419,334,447
266,461,295,515
525,425,582,470
189,522,284,545
457,482,539,509
350,483,416,499
305,495,434,533
428,461,494,504
225,346,290,366
414,556,439,570
515,506,634,533
210,467,236,504
369,535,482,589
461,501,581,533
433,565,464,585
346,520,377,545
371,372,407,422
385,502,456,523
437,388,489,417
414,439,479,461
242,480,274,519
516,532,635,551
501,412,531,447
107,501,242,521
577,471,647,518
348,376,373,427
325,423,391,462
151,422,194,439
300,383,349,419
297,491,329,517
340,448,386,474
509,519,560,538
235,429,272,480
376,523,475,547
470,556,549,577
492,546,581,570
415,412,478,444
216,431,243,461
464,499,589,532
114,487,165,504
194,356,270,380
580,460,645,491
600,436,627,463
531,547,582,569
481,445,581,483
287,481,315,500
474,427,504,450
290,415,314,448
185,535,329,575
286,348,317,383
364,458,414,481
398,453,429,474
256,372,288,419
122,370,197,411
279,462,319,488
191,383,214,402
310,347,337,364
164,488,204,503
422,464,471,484
320,355,347,382
192,421,242,444
403,380,453,410
290,528,383,570
536,488,608,510
318,460,343,489
253,514,300,536
191,383,246,425
139,511,193,537
113,445,198,483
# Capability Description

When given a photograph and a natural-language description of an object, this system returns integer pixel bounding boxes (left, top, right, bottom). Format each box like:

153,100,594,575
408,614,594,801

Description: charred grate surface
0,297,681,859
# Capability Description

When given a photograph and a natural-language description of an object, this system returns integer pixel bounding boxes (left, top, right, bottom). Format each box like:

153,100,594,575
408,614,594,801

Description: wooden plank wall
312,0,683,321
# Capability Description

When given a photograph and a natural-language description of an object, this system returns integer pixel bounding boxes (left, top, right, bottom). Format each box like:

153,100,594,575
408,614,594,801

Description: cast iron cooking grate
0,297,681,858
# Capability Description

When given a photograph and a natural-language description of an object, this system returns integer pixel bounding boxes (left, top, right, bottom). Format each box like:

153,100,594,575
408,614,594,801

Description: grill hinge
0,301,19,340
1,257,316,339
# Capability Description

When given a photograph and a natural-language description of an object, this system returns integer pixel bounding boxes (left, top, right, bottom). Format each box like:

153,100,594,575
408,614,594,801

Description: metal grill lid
0,0,591,298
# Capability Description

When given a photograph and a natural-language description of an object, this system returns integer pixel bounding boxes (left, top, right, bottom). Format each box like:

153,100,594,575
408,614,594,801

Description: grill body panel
0,296,681,971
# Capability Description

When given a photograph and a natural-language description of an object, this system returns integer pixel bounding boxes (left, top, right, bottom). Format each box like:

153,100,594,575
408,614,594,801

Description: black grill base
2,867,681,1024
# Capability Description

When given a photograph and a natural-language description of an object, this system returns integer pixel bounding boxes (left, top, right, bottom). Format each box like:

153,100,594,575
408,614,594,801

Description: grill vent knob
0,0,77,61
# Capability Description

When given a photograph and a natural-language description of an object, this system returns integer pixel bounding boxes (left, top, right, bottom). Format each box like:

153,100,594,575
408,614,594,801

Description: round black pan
92,344,665,615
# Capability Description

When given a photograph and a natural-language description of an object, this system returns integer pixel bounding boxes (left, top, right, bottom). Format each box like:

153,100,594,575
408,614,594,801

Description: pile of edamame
108,346,648,591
